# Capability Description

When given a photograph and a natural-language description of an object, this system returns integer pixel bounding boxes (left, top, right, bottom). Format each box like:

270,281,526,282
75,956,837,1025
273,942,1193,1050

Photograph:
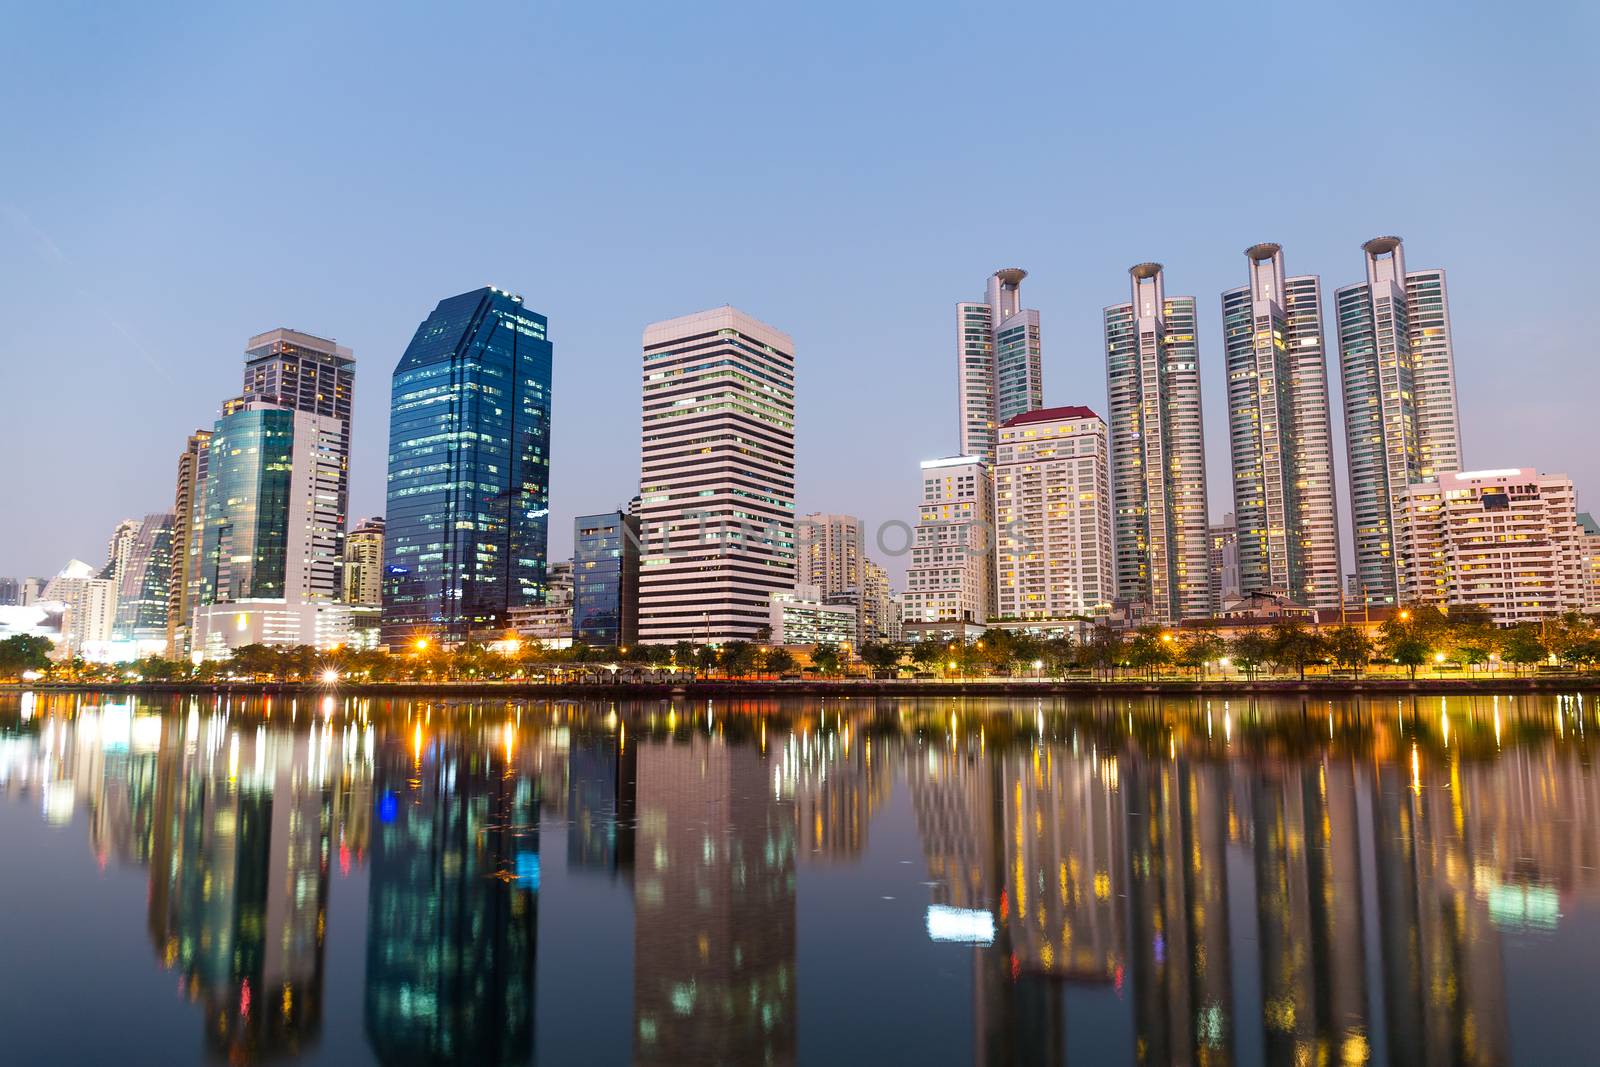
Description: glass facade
572,511,639,646
383,288,552,645
199,407,294,604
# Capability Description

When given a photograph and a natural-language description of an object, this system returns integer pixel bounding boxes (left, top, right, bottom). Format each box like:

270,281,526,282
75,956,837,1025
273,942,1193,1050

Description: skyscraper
902,456,994,624
1208,513,1240,612
342,517,385,607
1336,237,1462,604
957,268,1043,461
993,406,1112,620
572,510,640,646
383,288,553,646
102,518,140,584
637,306,795,643
1221,243,1341,608
192,403,350,655
796,513,864,598
243,328,356,534
166,429,211,657
1105,263,1211,623
110,513,173,647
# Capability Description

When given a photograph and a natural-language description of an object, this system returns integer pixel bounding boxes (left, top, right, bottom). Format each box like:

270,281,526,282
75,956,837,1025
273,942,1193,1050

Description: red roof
1000,405,1098,427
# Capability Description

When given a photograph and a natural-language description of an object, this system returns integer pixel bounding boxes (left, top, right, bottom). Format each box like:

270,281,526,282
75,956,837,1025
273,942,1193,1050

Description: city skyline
3,3,1595,588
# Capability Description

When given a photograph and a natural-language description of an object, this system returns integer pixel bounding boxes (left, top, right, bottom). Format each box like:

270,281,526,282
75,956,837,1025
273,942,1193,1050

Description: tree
1125,627,1175,679
1325,626,1373,674
1501,626,1546,673
1177,632,1226,679
1270,620,1326,681
858,641,903,675
694,644,720,677
908,641,944,673
1229,632,1272,679
670,641,700,675
1086,626,1124,679
763,647,797,676
811,643,842,676
719,641,756,678
1389,636,1429,679
0,634,52,677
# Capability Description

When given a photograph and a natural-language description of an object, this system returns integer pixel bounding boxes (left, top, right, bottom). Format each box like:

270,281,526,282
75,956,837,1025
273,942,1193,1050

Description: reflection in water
3,691,1600,1064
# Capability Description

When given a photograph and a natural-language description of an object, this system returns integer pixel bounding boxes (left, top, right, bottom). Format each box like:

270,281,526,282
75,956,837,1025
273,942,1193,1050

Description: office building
769,585,858,646
508,561,573,647
102,518,140,583
957,268,1043,462
243,328,355,537
572,511,640,646
41,559,117,657
20,577,46,606
797,512,863,597
993,406,1112,620
1579,513,1600,611
343,517,385,606
1336,236,1462,604
0,578,16,606
903,456,994,624
860,560,900,642
166,429,212,657
1105,263,1211,622
191,403,350,656
110,513,172,647
1208,513,1241,612
637,306,795,643
1221,244,1341,608
1398,468,1582,625
383,287,553,646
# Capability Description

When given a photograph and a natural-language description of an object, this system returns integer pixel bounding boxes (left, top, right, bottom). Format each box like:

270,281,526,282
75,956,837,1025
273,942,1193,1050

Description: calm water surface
3,690,1600,1066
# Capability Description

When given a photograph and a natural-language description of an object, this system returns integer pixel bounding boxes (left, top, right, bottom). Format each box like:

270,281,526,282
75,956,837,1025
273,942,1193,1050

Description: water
2,690,1599,1066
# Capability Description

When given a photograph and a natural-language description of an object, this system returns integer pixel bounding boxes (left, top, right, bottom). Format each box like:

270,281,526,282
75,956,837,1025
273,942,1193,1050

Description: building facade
1105,263,1211,623
1398,468,1582,625
573,511,640,646
957,268,1043,462
1336,237,1462,605
41,560,117,657
192,403,350,656
637,307,796,643
166,429,212,657
993,406,1112,620
1221,244,1341,608
797,513,863,598
383,288,552,646
343,517,385,607
769,586,858,647
110,513,173,648
508,560,573,647
902,456,994,625
1579,513,1600,612
242,328,355,525
1208,513,1241,613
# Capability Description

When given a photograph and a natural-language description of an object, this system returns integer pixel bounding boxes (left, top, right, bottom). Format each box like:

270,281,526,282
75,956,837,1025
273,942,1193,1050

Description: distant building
41,560,117,657
1105,262,1211,623
110,513,173,649
166,429,212,658
509,561,573,647
797,513,864,598
903,456,994,625
0,578,18,606
343,517,385,607
957,268,1043,463
637,306,795,644
20,577,47,606
573,512,640,647
1399,468,1581,625
769,585,857,647
860,560,900,642
993,406,1112,620
1579,513,1600,612
383,288,552,646
192,403,351,657
102,519,141,584
1208,514,1240,614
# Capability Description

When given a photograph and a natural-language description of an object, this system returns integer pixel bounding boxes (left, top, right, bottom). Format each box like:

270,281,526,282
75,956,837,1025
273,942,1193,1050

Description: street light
321,668,340,685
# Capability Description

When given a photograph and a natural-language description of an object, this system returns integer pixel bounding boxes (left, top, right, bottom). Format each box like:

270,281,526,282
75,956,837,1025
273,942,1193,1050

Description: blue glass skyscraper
572,511,639,646
383,288,552,646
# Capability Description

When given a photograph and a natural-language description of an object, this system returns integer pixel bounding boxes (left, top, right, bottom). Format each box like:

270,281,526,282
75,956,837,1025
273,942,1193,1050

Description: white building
903,456,994,625
638,307,796,643
770,585,857,646
1579,513,1600,612
40,560,118,659
1398,468,1583,625
1208,513,1241,614
797,513,863,597
993,407,1112,620
958,268,1043,462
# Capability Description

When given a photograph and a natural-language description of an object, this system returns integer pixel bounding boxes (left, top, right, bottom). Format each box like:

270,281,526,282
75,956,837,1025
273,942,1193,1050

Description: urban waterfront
4,693,1600,1064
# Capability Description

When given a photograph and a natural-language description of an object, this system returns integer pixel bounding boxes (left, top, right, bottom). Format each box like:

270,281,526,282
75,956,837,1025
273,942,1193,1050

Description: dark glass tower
572,510,639,646
383,288,553,646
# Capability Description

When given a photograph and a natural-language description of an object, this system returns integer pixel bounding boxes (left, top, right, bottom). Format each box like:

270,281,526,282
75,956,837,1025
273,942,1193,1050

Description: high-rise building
192,403,350,656
1398,468,1583,625
860,560,900,642
572,511,640,646
637,306,795,644
102,518,140,584
343,517,385,607
1221,244,1341,608
383,288,553,646
993,407,1112,620
903,456,994,624
166,429,212,657
508,560,573,646
1579,513,1600,611
41,559,117,656
1208,513,1241,612
1105,263,1211,623
957,269,1043,462
1336,237,1462,604
243,328,355,537
110,513,173,648
0,578,17,606
797,513,864,598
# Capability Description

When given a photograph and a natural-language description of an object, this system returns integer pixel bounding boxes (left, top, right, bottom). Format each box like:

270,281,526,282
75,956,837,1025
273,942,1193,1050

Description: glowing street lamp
321,668,340,685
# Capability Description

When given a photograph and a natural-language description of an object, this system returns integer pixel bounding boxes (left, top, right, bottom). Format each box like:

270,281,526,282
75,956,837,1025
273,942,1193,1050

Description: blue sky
2,0,1597,585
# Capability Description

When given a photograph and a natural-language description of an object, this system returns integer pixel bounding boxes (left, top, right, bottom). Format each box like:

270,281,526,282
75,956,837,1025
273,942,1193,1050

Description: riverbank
7,675,1599,699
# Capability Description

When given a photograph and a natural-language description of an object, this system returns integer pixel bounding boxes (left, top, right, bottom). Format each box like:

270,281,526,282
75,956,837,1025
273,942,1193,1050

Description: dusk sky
3,0,1596,586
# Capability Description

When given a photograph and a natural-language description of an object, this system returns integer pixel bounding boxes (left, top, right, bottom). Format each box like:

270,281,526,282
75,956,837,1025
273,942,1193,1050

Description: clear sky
2,0,1597,587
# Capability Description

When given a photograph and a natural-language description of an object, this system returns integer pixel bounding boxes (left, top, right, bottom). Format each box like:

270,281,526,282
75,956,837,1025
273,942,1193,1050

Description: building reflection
363,725,538,1066
632,735,796,1065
